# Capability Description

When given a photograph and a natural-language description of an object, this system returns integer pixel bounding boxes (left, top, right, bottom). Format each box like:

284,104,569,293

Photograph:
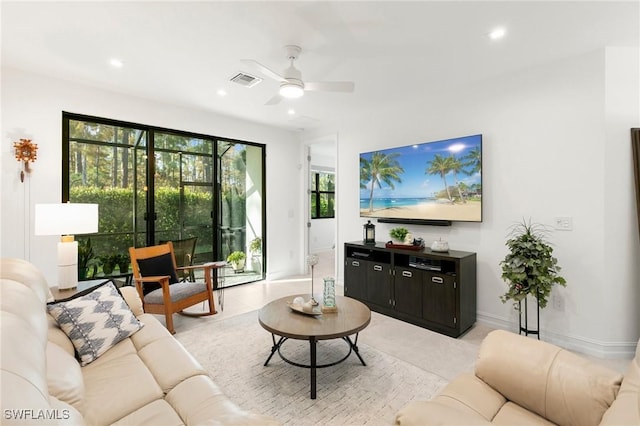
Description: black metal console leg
310,336,317,399
264,334,285,366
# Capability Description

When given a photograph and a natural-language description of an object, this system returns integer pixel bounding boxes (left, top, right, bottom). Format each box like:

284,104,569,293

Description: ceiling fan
242,45,355,105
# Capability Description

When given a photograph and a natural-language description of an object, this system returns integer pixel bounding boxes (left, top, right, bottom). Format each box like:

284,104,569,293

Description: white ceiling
2,1,638,132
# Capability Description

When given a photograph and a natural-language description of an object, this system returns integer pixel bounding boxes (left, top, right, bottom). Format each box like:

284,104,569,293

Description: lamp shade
35,203,99,236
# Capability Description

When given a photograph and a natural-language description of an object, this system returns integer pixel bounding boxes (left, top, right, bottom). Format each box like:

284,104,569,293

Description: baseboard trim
476,311,637,359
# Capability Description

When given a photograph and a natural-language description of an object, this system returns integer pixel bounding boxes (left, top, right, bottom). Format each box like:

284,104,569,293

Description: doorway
305,135,338,279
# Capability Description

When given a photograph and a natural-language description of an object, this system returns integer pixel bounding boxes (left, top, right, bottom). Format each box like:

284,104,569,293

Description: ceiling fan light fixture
279,82,304,99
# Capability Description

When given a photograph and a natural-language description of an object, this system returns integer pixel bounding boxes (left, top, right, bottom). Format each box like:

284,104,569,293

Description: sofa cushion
111,399,184,426
492,401,554,426
47,281,144,366
166,375,280,425
395,399,491,426
82,352,164,426
46,342,85,414
50,396,86,426
143,281,207,305
436,372,506,421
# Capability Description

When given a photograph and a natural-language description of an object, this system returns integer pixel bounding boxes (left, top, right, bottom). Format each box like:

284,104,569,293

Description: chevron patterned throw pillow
47,281,144,366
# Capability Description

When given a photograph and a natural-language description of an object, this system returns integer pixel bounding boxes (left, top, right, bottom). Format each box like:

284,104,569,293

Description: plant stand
518,295,540,340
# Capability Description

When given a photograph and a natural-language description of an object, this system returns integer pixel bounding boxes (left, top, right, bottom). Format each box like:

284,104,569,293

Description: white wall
1,67,304,281
310,48,640,357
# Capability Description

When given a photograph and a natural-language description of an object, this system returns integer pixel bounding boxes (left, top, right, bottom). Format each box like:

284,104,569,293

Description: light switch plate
554,216,573,231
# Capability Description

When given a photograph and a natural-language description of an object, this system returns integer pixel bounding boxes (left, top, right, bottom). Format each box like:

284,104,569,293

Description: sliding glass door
64,113,265,286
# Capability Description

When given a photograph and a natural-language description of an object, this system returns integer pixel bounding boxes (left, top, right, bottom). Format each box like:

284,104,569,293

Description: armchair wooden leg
207,290,216,315
164,303,175,334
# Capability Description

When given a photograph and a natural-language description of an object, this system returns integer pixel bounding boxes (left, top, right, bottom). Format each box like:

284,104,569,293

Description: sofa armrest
120,286,144,317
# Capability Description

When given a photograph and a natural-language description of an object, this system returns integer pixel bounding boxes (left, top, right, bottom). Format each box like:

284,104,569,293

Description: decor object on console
13,138,38,182
430,238,449,252
35,203,99,290
389,227,409,244
363,220,376,244
0,257,278,425
499,219,566,339
306,253,319,305
395,329,638,426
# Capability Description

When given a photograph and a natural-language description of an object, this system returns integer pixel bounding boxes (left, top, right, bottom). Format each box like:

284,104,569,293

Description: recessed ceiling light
488,28,506,40
109,58,123,68
287,109,296,115
217,89,227,97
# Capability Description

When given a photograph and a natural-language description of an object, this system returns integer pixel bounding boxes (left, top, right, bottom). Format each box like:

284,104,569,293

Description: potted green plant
227,251,246,273
77,238,95,280
249,237,262,255
99,254,116,275
114,253,130,273
249,237,262,272
389,227,409,244
499,219,566,309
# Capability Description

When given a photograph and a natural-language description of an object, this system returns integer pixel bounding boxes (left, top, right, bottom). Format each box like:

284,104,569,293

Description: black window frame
310,171,335,219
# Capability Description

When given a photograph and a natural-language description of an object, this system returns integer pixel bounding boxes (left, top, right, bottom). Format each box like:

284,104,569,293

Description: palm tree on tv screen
463,146,482,175
426,154,455,203
449,156,467,203
360,152,404,213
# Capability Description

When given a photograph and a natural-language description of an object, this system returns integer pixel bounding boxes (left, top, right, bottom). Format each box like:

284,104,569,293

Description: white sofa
0,258,278,425
395,329,640,425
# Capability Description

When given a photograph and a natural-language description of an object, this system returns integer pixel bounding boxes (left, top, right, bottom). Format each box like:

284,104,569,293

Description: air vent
229,72,262,88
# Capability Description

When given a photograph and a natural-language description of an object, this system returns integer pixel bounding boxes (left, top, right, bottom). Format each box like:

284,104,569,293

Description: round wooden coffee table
258,294,371,399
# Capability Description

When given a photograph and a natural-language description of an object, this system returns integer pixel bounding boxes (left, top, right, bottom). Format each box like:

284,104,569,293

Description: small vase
322,277,336,309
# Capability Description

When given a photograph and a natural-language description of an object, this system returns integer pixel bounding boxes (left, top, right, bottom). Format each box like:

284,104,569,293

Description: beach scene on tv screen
360,134,482,222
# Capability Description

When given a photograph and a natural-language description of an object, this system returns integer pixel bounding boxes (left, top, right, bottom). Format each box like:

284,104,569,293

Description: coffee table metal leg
264,334,286,366
310,336,317,399
345,333,367,366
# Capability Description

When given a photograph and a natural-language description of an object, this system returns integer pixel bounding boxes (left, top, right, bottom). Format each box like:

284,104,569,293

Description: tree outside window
311,171,335,219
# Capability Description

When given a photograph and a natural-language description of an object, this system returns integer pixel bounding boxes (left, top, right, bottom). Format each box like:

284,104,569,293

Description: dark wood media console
344,241,476,338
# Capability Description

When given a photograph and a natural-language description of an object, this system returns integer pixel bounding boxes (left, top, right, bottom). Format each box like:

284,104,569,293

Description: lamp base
57,241,78,290
309,297,319,306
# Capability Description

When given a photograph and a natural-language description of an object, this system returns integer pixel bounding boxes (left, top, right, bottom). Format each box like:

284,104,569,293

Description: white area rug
175,310,477,425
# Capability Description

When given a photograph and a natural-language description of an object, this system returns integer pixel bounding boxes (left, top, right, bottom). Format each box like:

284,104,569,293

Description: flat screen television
359,134,482,225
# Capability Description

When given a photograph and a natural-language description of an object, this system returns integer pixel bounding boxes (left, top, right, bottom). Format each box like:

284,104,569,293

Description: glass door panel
218,141,264,285
153,133,214,265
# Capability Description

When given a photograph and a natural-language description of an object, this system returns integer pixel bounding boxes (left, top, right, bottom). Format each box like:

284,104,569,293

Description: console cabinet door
366,262,391,307
394,267,422,317
422,272,456,328
344,258,367,301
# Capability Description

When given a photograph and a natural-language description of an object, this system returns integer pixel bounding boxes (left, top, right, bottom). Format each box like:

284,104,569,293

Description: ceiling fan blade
305,81,355,93
265,94,282,105
241,59,286,83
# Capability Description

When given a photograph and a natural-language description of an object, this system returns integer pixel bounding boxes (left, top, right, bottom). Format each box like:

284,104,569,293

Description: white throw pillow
47,281,144,366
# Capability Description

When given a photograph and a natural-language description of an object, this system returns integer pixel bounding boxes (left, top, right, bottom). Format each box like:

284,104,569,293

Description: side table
50,279,112,302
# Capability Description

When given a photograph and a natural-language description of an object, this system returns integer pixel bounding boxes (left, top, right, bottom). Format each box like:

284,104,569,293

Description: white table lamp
35,203,99,290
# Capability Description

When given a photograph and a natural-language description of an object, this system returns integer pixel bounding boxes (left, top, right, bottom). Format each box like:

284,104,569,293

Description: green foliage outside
72,186,246,277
